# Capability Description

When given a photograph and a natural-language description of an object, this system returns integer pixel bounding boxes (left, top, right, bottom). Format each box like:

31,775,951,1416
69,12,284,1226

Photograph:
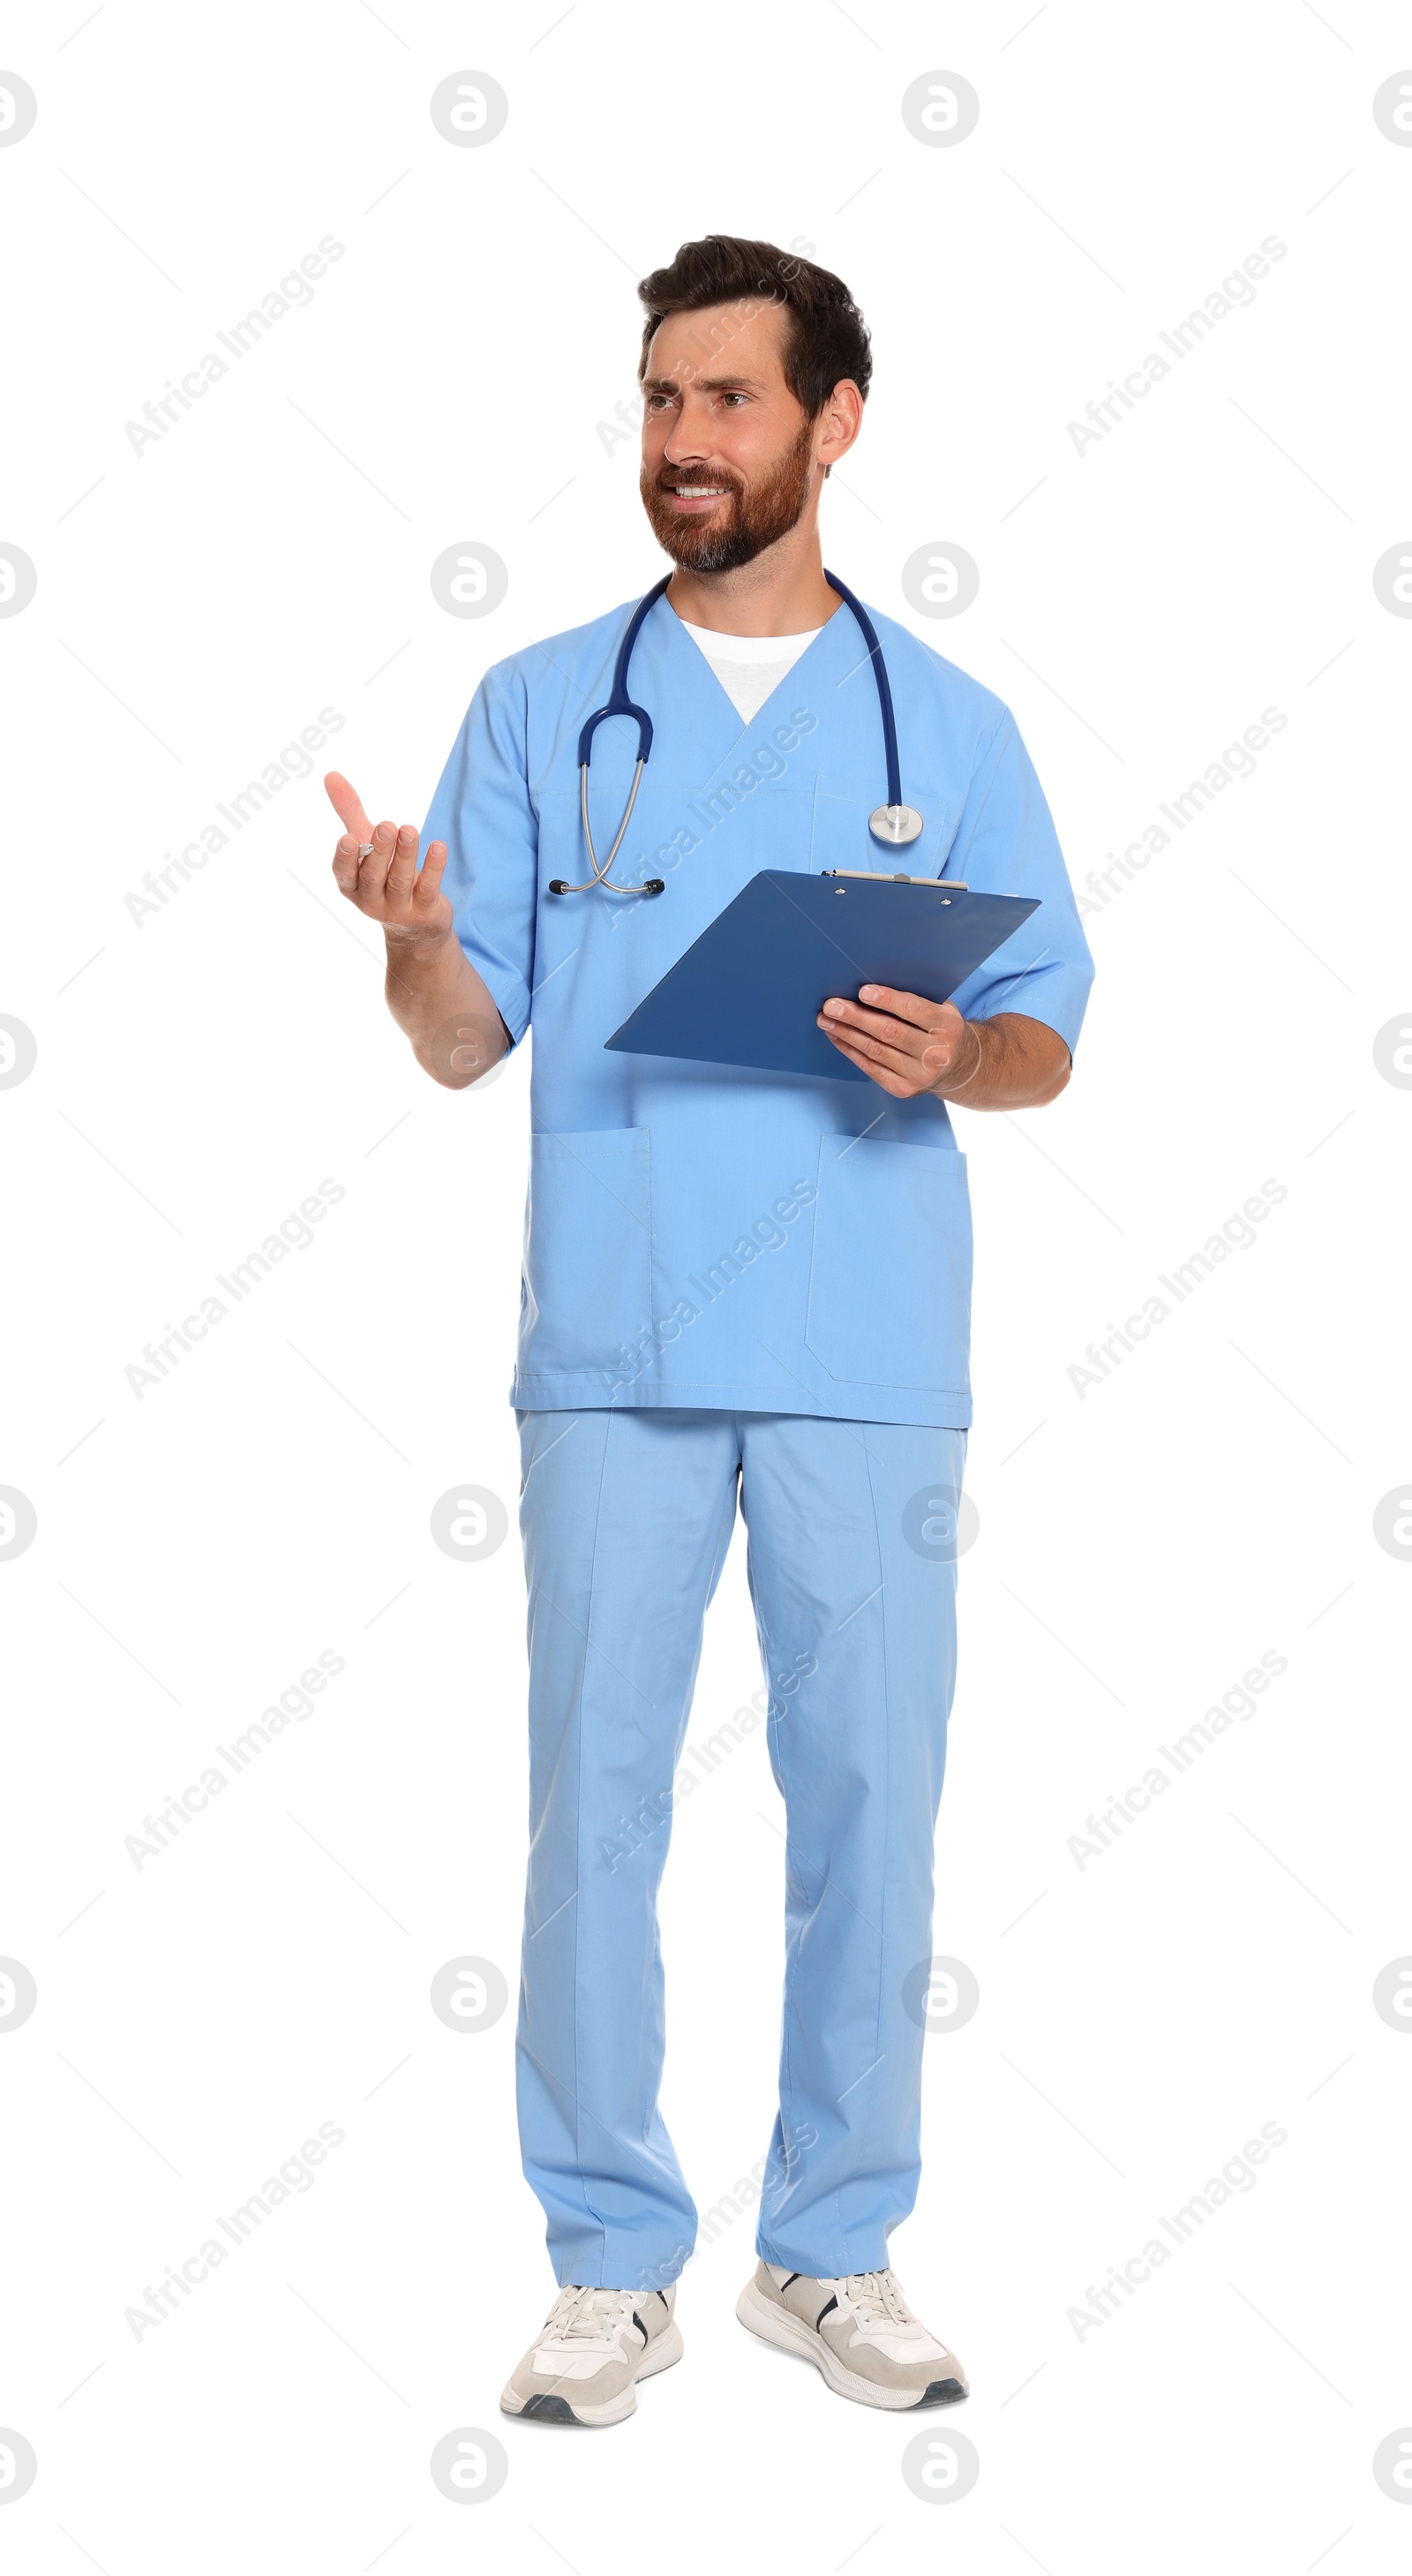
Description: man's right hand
322,771,508,1088
326,771,453,949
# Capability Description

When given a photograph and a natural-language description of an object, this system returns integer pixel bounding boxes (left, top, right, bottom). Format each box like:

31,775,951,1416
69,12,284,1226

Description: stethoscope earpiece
550,871,663,897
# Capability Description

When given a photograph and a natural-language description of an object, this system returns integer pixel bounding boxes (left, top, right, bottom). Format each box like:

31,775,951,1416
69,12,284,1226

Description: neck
665,518,840,637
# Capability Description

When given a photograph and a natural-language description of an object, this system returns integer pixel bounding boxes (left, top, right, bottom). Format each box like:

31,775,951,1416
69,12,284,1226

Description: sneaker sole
499,2320,684,2427
735,2280,967,2412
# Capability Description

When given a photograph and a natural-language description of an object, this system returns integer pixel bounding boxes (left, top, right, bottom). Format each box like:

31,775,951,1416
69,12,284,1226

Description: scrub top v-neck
675,614,823,723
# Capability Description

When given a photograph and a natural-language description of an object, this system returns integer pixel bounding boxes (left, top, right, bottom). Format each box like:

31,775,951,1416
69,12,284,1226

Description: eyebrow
641,373,767,395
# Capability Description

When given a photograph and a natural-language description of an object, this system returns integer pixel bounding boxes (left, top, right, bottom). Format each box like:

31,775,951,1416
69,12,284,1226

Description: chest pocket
803,1134,973,1392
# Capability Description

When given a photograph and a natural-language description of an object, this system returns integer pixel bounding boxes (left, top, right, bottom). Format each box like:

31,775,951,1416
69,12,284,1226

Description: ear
816,377,865,471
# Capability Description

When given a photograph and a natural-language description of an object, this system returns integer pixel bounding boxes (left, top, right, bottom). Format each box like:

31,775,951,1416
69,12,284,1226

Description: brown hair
636,235,872,414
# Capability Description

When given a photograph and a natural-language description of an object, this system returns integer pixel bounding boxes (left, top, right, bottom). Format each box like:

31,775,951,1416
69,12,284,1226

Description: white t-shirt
678,621,822,724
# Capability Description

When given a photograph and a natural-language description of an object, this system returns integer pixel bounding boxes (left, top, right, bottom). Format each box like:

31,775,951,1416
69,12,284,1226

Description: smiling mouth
667,483,728,500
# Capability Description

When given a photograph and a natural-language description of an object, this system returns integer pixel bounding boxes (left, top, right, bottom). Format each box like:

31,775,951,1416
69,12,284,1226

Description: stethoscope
547,569,924,896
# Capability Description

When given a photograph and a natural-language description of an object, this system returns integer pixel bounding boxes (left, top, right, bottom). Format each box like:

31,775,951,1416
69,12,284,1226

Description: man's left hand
817,987,979,1099
816,990,1071,1108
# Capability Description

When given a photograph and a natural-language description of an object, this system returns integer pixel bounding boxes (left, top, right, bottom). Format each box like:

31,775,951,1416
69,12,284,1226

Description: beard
640,418,816,572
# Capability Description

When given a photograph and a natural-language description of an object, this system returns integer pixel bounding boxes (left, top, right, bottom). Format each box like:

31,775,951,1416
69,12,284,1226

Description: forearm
383,929,509,1088
931,1011,1070,1111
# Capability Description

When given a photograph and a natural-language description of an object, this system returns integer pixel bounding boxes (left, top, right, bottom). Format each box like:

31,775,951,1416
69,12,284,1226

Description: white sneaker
737,2263,967,2410
499,2284,682,2426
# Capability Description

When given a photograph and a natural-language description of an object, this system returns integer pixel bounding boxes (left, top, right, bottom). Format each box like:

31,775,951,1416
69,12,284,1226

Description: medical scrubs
425,590,1094,2287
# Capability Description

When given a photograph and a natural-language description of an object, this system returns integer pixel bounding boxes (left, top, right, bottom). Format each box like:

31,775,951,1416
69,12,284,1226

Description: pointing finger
325,771,372,842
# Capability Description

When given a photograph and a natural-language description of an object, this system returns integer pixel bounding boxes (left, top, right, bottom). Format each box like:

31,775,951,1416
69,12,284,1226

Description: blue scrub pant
514,1407,965,2291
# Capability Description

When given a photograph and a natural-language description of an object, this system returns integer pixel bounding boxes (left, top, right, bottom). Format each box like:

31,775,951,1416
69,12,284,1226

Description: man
326,236,1093,2426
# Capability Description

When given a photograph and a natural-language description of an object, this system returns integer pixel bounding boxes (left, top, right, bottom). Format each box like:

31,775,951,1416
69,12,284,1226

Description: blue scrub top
425,590,1094,1428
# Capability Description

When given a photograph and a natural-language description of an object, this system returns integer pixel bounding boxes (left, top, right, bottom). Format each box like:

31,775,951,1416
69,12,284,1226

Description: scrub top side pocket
522,1128,652,1382
804,1134,973,1396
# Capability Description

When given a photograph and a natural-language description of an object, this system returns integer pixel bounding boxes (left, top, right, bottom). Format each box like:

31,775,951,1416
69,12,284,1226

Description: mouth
664,482,731,510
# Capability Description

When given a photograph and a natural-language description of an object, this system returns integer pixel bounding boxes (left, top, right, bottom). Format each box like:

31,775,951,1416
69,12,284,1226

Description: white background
3,0,1410,2565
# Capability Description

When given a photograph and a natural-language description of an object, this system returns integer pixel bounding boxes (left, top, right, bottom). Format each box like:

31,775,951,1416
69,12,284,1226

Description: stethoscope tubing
821,568,903,815
577,757,648,888
549,569,905,896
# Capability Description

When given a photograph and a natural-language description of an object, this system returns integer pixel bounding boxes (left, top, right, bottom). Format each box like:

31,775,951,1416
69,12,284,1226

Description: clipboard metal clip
820,870,970,892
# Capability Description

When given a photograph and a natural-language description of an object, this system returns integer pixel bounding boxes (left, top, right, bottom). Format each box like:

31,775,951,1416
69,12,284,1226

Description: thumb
325,771,372,840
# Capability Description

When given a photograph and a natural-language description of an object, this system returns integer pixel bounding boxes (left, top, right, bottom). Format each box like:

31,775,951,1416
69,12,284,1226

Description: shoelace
843,2270,913,2331
544,2286,635,2345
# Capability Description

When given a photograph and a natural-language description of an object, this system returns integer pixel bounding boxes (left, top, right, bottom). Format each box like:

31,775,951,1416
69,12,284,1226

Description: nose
661,422,712,465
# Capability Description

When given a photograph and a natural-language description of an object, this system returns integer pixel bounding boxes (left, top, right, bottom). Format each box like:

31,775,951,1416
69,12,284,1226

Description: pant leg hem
555,2248,696,2291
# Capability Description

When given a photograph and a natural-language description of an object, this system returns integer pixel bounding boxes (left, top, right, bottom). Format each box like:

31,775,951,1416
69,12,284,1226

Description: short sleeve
943,709,1094,1058
423,666,538,1046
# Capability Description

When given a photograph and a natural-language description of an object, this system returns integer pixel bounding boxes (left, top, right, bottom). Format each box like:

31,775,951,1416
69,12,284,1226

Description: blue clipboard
605,870,1040,1083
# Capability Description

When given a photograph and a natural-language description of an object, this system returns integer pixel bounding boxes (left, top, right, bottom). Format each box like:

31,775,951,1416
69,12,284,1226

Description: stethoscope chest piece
868,802,924,847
